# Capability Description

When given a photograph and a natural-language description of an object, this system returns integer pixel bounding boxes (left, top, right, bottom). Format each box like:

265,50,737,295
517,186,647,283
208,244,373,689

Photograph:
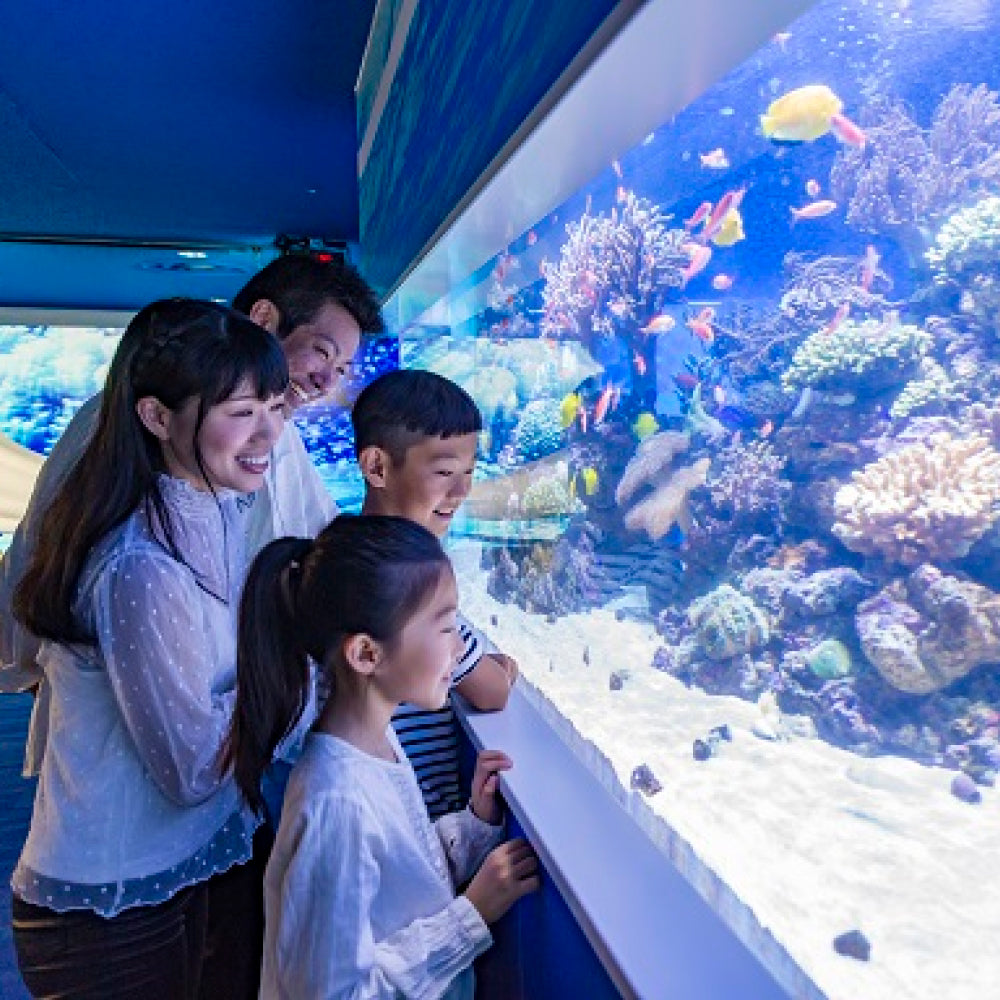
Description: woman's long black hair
14,298,287,643
226,514,450,814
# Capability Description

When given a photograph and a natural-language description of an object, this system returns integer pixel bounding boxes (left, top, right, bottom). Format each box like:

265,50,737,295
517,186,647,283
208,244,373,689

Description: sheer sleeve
272,794,490,1000
92,548,235,806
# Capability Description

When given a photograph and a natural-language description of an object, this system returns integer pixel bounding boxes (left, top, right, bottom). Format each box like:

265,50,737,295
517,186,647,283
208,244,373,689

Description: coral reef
614,430,691,506
855,565,1000,694
781,314,932,393
927,195,1000,279
707,439,788,526
831,86,1000,237
778,252,893,325
889,359,956,420
521,472,577,518
459,366,518,424
832,432,1000,566
540,192,691,344
511,398,565,461
623,458,711,542
687,584,770,661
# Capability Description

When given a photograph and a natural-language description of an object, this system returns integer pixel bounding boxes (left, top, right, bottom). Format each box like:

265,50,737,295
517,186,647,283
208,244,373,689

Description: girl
11,298,288,998
228,514,539,999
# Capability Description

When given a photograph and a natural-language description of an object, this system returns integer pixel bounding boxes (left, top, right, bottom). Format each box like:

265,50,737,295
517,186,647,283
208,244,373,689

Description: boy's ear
358,445,391,487
341,633,383,676
247,298,281,335
135,396,173,441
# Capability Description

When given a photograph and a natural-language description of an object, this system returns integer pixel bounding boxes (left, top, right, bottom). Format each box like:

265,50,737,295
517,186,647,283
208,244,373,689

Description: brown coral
623,458,710,542
832,432,1000,566
614,430,691,506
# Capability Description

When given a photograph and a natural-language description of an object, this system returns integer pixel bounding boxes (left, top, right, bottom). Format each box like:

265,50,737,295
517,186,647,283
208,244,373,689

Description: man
0,255,384,774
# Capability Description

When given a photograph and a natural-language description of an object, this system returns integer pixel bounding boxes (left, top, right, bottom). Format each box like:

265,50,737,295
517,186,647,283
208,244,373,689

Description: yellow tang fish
711,207,745,247
580,466,600,496
760,84,842,142
632,411,659,441
559,391,582,429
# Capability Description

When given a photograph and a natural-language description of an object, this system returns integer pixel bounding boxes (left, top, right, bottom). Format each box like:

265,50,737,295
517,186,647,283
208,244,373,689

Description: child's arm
273,793,491,999
452,613,518,712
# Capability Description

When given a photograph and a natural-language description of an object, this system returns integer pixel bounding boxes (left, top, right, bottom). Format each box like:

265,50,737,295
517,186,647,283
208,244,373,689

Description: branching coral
890,359,956,420
781,314,931,392
832,432,1000,566
831,86,1000,236
708,439,788,521
778,252,893,325
926,195,1000,279
540,192,690,344
511,398,565,461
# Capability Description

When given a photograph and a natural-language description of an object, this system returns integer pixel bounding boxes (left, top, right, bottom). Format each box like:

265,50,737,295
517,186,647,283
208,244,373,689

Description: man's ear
341,633,383,677
358,445,391,487
247,298,281,335
135,396,173,441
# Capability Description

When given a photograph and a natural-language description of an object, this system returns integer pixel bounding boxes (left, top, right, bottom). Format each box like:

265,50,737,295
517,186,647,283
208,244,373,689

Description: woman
11,298,287,998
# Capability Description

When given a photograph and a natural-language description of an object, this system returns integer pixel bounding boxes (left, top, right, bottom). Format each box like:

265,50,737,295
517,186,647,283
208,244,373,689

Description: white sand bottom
450,538,1000,1000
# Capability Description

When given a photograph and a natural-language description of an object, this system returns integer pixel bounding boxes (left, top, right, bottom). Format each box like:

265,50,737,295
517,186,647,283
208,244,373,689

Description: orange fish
526,230,538,246
760,419,774,438
711,273,734,291
616,185,628,203
612,159,623,179
593,384,615,426
684,201,713,230
634,352,647,377
686,318,715,346
700,186,747,243
578,405,588,434
805,179,821,197
641,312,676,334
790,199,838,224
859,244,880,292
829,113,866,149
822,302,851,335
696,306,715,323
681,243,713,284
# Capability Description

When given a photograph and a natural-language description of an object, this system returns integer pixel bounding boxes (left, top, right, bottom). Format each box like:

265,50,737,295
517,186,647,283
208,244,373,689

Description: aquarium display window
396,1,1000,997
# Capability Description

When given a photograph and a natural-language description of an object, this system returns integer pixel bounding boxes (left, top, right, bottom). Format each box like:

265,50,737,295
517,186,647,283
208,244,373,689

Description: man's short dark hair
352,370,482,465
232,256,384,339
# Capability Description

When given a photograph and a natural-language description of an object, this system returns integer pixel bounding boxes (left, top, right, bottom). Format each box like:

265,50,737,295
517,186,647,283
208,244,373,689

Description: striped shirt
391,613,486,820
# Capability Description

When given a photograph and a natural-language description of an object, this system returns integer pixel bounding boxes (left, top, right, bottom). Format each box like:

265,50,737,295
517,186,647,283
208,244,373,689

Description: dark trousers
12,828,271,1000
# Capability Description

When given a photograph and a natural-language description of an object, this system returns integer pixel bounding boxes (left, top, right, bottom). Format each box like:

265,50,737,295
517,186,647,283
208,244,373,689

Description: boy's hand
464,838,540,924
470,749,511,825
493,654,519,688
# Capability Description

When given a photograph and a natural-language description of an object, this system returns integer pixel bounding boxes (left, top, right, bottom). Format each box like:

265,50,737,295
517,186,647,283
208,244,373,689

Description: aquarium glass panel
399,2,1000,997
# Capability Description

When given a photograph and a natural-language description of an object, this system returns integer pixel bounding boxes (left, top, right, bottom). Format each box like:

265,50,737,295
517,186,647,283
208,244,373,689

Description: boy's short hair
232,256,385,340
352,369,482,465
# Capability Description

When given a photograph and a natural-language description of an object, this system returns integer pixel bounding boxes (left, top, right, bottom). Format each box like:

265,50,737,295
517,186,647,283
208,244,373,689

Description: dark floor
0,694,34,1000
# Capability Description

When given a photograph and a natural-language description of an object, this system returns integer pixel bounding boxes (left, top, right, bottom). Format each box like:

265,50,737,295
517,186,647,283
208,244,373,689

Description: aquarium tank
0,322,398,549
388,1,1000,997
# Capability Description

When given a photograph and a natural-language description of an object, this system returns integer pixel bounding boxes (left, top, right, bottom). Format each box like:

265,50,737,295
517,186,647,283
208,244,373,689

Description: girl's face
160,377,286,493
379,568,462,712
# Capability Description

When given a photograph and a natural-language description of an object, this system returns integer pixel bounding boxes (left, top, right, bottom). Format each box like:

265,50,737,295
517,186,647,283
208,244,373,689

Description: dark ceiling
0,1,377,310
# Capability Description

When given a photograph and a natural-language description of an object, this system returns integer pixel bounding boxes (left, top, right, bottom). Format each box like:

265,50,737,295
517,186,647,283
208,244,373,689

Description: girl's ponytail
226,535,314,815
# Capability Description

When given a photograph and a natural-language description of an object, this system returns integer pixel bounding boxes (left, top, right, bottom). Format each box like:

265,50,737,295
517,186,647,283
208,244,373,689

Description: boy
352,369,518,819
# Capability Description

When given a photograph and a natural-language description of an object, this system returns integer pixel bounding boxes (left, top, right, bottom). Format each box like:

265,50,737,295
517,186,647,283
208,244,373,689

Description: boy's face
364,432,478,538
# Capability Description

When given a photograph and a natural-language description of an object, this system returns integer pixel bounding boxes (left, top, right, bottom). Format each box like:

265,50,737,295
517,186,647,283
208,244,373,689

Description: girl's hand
464,838,540,924
470,749,512,825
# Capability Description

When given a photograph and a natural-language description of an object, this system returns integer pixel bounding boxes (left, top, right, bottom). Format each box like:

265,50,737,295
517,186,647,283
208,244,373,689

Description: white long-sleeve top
11,476,258,916
260,728,502,1000
0,390,335,775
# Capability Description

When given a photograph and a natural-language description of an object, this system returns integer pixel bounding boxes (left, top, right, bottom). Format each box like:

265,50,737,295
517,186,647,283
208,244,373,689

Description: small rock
693,739,713,761
752,721,779,741
951,773,982,803
609,669,629,691
630,763,662,796
833,929,871,962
